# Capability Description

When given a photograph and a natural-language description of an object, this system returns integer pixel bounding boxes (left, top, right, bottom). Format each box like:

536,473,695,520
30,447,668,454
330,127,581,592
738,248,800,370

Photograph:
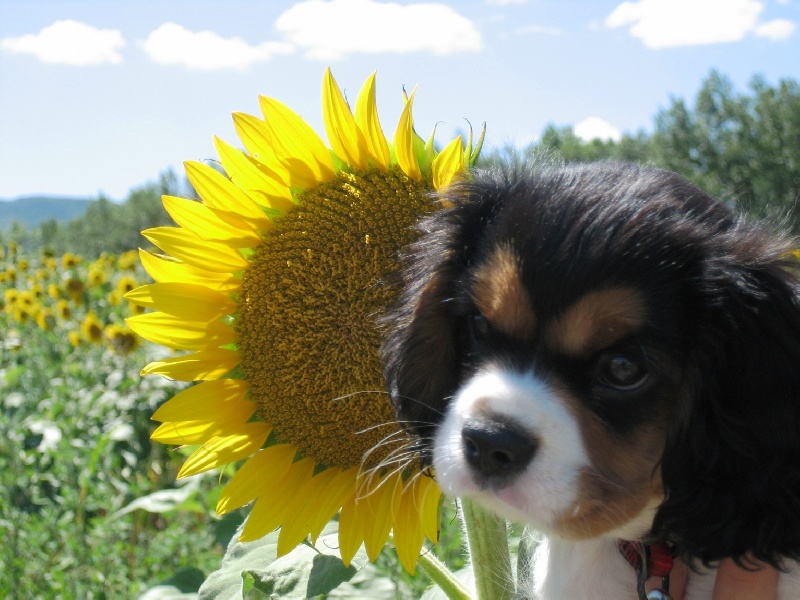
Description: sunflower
36,308,56,332
104,323,139,355
126,69,482,573
81,311,104,344
61,252,80,268
56,299,71,320
65,277,85,305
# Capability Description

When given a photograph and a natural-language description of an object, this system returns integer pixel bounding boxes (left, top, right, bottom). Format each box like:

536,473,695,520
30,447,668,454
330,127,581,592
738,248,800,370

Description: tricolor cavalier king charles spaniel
382,162,800,599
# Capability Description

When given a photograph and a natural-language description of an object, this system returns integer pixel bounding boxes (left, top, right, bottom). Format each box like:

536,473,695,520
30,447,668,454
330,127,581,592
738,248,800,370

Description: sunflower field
0,244,215,596
0,240,476,598
0,69,515,599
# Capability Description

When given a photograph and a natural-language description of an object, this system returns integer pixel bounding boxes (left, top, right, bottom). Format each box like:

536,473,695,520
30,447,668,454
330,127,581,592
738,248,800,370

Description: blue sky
1,0,798,201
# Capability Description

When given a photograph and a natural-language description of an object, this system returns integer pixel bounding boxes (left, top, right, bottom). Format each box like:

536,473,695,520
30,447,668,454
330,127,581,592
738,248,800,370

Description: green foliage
0,326,228,598
199,508,476,600
490,70,800,231
201,525,366,600
1,170,179,258
60,170,179,257
652,71,800,227
0,246,226,598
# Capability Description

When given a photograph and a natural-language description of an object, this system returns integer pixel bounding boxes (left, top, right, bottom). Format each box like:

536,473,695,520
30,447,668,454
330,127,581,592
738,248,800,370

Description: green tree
652,70,800,227
116,169,178,251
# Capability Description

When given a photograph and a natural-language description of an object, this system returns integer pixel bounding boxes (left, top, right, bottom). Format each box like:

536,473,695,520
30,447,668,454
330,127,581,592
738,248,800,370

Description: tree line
496,70,800,230
1,171,179,257
4,70,799,258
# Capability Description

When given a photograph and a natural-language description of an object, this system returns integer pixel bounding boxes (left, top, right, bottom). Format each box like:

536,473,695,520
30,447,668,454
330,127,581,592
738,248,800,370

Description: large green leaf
198,521,398,599
112,477,203,517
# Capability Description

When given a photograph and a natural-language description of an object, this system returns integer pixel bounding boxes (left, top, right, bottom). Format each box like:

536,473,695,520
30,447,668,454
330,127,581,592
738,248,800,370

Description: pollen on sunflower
126,68,484,574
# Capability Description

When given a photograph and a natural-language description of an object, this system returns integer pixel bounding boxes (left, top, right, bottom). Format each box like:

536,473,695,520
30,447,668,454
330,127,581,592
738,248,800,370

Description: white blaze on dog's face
434,368,589,529
432,245,672,539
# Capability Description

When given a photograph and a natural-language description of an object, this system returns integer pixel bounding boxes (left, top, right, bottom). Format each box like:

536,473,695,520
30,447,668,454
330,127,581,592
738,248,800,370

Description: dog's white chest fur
529,537,641,599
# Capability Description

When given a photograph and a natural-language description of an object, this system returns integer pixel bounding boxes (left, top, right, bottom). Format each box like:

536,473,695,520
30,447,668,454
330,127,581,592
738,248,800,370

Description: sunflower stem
417,548,472,600
461,497,514,600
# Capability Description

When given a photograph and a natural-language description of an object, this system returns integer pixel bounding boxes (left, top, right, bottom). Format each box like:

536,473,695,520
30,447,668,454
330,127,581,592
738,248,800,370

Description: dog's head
382,161,800,566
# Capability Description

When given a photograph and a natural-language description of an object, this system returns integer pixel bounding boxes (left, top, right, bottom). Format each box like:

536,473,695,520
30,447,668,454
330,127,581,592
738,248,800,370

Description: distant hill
0,196,93,230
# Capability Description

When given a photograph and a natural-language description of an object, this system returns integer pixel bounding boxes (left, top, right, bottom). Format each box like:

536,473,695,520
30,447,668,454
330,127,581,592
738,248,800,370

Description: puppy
382,162,800,599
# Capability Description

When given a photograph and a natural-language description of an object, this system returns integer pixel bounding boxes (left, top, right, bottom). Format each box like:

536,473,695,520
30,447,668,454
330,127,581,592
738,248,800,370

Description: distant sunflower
81,311,104,344
126,69,482,573
104,323,139,355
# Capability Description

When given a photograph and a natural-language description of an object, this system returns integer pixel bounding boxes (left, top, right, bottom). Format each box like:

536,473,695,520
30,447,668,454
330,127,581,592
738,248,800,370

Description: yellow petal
239,457,316,541
216,444,297,515
419,475,442,543
355,72,390,169
151,418,253,445
140,348,240,381
152,379,251,422
276,466,358,553
361,471,403,561
138,249,241,294
322,67,368,170
277,466,342,556
393,91,421,181
161,195,262,248
337,492,364,567
432,136,465,192
393,477,426,574
142,227,248,273
178,422,271,478
232,112,288,181
259,96,335,188
213,136,294,212
309,467,360,544
126,312,236,351
125,283,237,322
183,161,271,231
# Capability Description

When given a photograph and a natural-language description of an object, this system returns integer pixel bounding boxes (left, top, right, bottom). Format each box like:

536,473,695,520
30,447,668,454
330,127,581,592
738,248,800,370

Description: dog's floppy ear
654,229,800,568
382,249,462,448
381,181,497,458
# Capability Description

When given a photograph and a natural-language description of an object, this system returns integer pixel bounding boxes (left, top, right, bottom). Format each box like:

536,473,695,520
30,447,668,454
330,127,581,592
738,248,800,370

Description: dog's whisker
329,389,391,402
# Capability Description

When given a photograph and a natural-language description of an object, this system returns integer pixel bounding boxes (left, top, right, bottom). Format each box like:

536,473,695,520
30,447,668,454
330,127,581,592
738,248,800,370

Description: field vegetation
1,71,798,598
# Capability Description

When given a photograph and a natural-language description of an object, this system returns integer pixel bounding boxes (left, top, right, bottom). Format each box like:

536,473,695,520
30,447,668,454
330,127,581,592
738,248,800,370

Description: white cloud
755,18,796,39
142,23,294,70
605,0,776,48
275,0,483,60
0,20,124,65
574,117,621,142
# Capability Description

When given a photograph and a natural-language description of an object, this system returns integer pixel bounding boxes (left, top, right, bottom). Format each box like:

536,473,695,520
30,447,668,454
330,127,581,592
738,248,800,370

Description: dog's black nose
461,418,537,479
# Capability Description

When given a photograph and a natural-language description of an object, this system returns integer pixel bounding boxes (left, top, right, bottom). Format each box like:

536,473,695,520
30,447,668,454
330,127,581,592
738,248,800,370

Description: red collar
617,539,675,599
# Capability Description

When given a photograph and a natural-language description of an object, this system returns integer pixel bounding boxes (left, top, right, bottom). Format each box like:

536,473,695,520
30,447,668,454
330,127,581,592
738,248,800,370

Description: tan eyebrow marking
471,246,536,341
547,288,645,356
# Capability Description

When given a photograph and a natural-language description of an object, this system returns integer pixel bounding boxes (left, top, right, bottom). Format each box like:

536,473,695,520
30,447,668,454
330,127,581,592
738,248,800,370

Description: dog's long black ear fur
381,180,499,462
654,225,800,568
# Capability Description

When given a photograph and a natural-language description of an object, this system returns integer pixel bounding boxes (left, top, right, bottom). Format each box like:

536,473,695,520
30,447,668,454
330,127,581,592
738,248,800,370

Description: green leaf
112,477,202,517
140,566,206,599
244,551,357,599
199,526,280,599
199,521,385,599
214,510,246,547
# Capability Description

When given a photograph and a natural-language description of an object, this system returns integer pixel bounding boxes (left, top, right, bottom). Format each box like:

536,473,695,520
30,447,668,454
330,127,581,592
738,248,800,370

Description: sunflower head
128,69,483,574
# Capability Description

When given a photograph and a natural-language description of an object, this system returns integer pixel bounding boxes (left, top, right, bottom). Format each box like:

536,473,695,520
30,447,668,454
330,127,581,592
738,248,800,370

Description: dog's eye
468,314,491,341
597,353,649,392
